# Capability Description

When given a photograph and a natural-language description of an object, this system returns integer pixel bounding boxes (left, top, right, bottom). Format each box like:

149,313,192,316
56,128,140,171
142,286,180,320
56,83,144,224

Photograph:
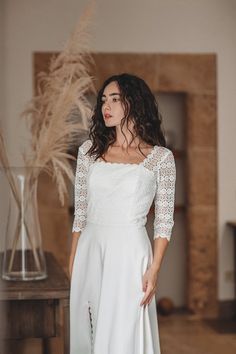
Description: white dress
70,139,176,354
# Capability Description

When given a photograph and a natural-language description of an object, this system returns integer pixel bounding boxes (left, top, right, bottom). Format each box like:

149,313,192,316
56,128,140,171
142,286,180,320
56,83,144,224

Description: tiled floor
159,313,236,354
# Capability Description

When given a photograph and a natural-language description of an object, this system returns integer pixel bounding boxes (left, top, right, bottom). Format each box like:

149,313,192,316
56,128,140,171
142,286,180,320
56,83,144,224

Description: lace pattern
153,150,176,241
72,139,176,241
72,140,93,233
142,146,176,241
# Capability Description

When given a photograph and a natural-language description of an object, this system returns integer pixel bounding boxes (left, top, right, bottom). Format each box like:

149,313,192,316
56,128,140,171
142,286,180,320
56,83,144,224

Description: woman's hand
140,265,159,306
139,237,169,306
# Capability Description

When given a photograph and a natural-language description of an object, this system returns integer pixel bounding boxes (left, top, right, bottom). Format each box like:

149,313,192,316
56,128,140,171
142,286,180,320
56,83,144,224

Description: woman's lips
104,113,112,119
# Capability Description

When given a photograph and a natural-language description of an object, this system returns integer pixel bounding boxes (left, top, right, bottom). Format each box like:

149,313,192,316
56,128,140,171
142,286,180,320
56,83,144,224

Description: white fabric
70,139,176,354
72,139,176,240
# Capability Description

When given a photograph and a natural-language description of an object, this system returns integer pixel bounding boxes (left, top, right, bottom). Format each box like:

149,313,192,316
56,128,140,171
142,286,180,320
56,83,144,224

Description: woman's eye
113,97,119,102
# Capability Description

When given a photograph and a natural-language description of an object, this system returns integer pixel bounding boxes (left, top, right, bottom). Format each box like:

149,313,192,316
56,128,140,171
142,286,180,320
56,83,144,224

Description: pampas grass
22,1,96,205
0,1,96,273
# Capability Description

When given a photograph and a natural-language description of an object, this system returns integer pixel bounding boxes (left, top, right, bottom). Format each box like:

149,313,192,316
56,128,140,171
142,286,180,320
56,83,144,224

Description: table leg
42,338,50,354
59,298,70,354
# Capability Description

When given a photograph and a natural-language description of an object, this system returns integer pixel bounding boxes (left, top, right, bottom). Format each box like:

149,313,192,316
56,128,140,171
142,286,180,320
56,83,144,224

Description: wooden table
0,252,70,354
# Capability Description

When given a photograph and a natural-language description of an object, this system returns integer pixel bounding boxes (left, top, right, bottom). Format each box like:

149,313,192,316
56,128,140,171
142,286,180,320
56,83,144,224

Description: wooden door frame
34,52,218,318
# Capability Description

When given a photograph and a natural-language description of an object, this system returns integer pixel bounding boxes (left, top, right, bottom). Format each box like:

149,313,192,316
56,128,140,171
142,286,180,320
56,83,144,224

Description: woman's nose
103,103,110,112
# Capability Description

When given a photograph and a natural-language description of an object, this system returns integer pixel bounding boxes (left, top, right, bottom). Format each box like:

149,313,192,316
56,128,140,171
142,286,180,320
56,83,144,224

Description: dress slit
88,300,94,353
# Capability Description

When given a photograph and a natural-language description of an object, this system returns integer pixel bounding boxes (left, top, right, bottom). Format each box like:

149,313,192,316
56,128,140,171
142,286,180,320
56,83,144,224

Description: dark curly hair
87,73,166,160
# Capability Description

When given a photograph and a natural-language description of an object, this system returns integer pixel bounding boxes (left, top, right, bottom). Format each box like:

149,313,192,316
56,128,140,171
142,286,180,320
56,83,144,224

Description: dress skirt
70,221,161,354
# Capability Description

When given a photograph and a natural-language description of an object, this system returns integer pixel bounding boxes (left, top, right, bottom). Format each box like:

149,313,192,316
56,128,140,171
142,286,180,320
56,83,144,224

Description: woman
69,73,176,354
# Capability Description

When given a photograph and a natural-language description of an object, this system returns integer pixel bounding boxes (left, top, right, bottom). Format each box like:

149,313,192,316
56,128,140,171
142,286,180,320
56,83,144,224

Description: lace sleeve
72,142,91,233
153,149,176,241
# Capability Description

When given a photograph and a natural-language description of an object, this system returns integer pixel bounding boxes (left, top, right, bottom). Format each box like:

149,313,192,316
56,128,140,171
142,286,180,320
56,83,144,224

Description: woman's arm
152,237,169,273
69,140,91,279
140,238,169,306
140,150,176,306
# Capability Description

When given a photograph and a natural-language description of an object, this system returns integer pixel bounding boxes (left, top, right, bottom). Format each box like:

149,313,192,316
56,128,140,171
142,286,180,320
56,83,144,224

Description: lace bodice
72,139,176,241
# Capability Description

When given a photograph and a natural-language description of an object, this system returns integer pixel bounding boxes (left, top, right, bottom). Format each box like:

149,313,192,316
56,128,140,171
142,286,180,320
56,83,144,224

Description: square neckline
95,145,158,167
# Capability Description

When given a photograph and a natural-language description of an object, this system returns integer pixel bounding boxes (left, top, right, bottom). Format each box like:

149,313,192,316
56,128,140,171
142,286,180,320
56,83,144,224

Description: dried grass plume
21,1,97,205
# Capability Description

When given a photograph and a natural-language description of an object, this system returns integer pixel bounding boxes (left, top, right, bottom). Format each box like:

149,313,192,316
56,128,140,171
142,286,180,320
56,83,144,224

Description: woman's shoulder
149,145,175,171
78,139,93,155
154,145,174,159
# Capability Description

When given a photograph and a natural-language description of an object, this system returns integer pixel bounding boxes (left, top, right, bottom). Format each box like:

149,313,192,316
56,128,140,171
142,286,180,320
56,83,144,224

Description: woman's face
101,81,126,127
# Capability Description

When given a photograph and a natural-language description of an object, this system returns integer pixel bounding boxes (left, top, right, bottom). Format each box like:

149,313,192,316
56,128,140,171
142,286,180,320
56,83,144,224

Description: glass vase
1,167,47,281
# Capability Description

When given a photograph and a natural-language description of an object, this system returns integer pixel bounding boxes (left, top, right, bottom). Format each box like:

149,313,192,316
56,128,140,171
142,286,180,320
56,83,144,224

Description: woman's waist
81,220,151,255
86,217,147,229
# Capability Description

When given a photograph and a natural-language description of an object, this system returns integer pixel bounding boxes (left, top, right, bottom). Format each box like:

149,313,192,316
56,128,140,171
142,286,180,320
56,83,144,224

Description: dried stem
0,131,41,272
0,1,96,276
22,1,96,205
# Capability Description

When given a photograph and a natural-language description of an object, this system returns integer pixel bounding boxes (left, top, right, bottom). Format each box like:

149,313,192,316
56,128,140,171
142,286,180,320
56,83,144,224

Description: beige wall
0,1,6,256
2,0,236,300
0,0,5,126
